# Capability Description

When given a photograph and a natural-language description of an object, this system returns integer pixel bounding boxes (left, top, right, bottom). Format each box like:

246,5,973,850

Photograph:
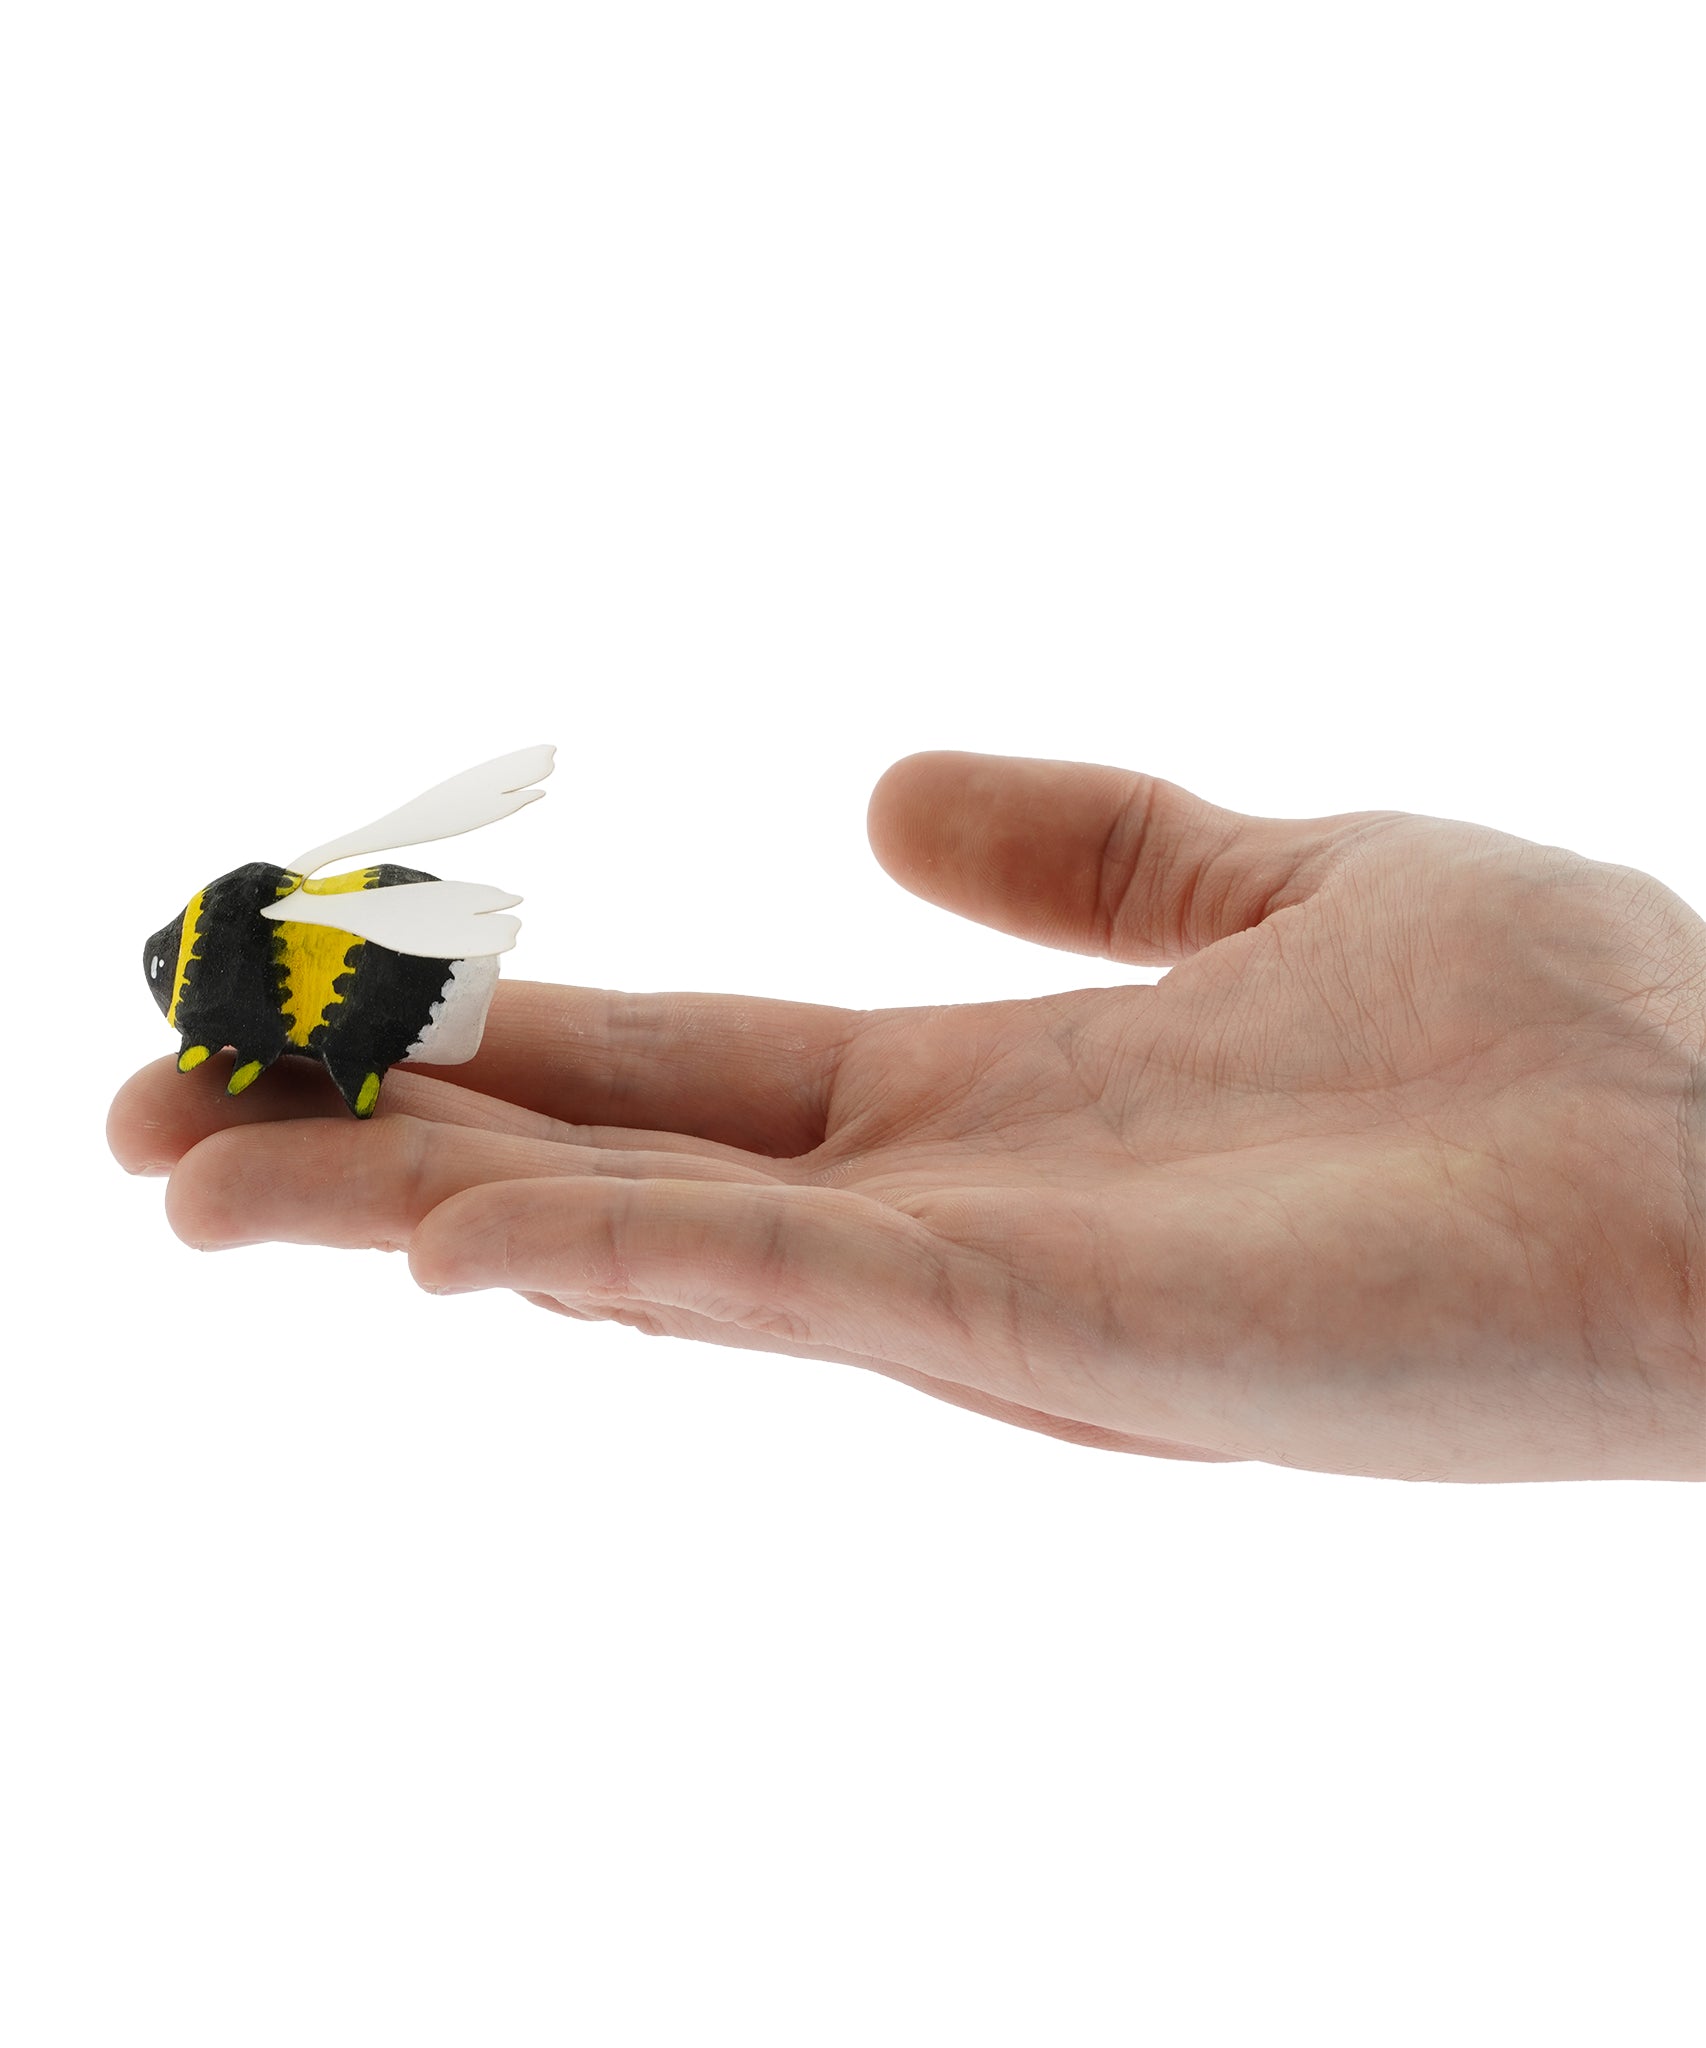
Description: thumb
867,750,1394,965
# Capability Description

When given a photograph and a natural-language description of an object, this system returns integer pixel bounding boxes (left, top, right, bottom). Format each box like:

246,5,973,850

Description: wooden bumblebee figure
144,746,554,1117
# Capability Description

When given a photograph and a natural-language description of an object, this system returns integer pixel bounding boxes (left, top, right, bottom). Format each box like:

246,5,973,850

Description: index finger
415,980,863,1157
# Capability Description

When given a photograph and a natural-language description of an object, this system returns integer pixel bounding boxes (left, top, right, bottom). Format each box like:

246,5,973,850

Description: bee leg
226,1050,282,1098
320,1051,388,1119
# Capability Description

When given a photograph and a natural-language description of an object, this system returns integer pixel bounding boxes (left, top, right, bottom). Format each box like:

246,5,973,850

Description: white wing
280,744,555,879
261,743,554,957
262,881,524,957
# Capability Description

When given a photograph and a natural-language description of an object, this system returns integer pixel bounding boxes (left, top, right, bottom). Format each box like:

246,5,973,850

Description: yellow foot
354,1071,382,1118
227,1059,265,1096
177,1045,210,1072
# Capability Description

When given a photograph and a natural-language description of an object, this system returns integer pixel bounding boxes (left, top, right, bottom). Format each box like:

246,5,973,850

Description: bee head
145,864,294,1021
144,908,186,1017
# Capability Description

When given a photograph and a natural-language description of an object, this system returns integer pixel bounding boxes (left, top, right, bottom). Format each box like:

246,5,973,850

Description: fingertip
868,750,965,813
866,749,984,886
107,1054,202,1175
408,1182,507,1295
162,1123,254,1249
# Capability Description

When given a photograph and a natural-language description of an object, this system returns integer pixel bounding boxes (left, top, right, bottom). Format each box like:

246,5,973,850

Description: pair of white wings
259,745,555,959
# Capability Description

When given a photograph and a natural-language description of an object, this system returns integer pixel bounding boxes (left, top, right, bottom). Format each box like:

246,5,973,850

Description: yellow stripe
166,888,206,1030
301,869,382,898
274,866,379,1047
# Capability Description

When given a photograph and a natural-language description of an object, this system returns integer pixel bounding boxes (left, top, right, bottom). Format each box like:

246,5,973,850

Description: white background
2,5,1702,2043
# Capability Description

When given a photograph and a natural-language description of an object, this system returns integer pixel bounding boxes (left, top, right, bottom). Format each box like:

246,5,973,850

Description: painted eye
150,955,161,979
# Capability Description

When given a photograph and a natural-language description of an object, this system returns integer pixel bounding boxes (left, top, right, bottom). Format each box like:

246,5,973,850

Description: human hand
108,752,1706,1480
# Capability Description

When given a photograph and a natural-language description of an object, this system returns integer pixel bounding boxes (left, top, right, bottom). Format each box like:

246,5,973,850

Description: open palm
109,752,1706,1480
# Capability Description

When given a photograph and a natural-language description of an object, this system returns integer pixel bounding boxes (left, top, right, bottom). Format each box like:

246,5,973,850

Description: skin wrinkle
1578,1152,1663,1360
1593,1297,1664,1443
1478,1134,1545,1317
1155,973,1245,1102
1678,1059,1706,1346
578,1187,631,1299
1177,823,1251,956
1317,923,1397,1086
1571,1320,1621,1464
804,1017,864,1157
980,1263,1086,1412
747,1199,810,1346
1156,820,1209,958
1429,1116,1659,1382
1385,905,1432,1067
1091,776,1159,957
1080,1192,1152,1415
922,1228,982,1376
1282,811,1406,911
888,1185,1127,1413
394,1114,438,1248
1042,1001,1139,1153
1547,1029,1701,1372
1103,1020,1164,1145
